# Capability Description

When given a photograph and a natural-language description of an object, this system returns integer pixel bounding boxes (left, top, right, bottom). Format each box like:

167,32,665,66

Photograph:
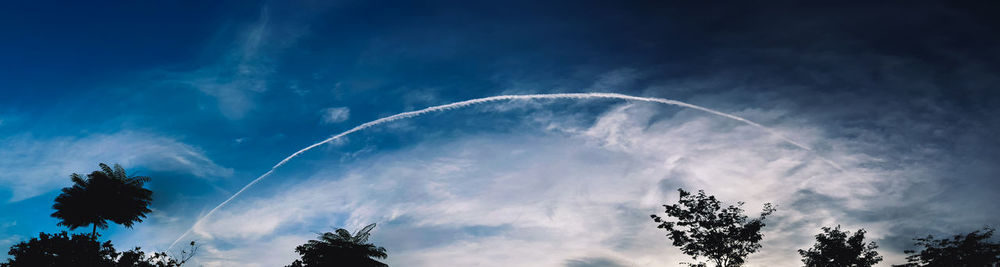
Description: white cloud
587,68,641,92
0,131,233,202
0,222,19,251
159,101,928,266
176,9,273,120
320,107,351,124
155,7,308,120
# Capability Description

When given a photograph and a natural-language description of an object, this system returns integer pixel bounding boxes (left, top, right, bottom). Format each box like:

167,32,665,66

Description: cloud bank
165,100,948,266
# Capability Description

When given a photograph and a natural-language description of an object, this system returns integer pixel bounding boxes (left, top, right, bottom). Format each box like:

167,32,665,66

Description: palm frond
70,173,86,185
293,223,387,266
354,223,377,243
129,175,151,185
99,163,114,177
51,163,153,236
112,164,127,179
335,228,353,241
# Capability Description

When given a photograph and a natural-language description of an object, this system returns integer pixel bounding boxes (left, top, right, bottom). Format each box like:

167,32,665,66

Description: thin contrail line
166,92,842,250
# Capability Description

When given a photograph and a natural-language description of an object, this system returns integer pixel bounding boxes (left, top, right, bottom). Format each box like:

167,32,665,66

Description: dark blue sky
1,1,999,266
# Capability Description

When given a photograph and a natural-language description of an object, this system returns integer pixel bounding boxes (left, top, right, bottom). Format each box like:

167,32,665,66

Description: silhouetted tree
650,189,776,267
893,227,1000,267
0,232,196,267
286,223,388,267
51,163,153,238
115,241,199,267
798,225,882,267
1,232,115,267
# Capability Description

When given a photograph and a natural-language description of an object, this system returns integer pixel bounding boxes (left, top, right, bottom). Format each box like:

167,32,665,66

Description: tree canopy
287,223,388,267
2,163,197,266
798,225,882,267
0,232,195,267
894,227,1000,267
1,232,115,267
51,163,153,237
650,189,776,267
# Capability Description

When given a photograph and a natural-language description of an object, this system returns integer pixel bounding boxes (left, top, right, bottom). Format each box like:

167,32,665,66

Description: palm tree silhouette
287,223,388,267
50,163,153,238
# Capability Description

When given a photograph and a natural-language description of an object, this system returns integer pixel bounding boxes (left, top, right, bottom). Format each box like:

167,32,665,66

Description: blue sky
2,1,999,266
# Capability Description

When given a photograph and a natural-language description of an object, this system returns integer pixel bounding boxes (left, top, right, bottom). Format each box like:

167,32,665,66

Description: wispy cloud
320,107,351,124
0,131,232,202
0,222,20,251
4,2,997,266
159,100,928,266
155,7,310,120
565,257,630,267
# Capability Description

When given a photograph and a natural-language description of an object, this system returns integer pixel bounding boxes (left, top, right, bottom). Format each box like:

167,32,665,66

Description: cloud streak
0,132,232,202
167,92,839,251
174,101,896,266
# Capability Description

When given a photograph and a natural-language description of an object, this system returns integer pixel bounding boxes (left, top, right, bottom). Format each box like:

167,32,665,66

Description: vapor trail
167,92,841,250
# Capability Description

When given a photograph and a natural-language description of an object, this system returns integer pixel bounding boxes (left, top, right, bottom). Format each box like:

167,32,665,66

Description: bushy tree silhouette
3,163,197,266
287,223,388,267
650,189,776,267
798,225,882,267
51,163,153,238
0,232,196,267
116,241,199,267
894,227,1000,267
1,232,115,267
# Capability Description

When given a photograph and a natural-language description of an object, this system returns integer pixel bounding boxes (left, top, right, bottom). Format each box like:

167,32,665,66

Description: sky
1,1,999,266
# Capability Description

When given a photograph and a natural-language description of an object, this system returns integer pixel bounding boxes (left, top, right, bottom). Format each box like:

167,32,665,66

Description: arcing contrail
166,92,842,250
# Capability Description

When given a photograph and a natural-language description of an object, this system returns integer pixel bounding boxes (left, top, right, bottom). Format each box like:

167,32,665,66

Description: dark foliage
650,189,776,267
1,232,114,267
0,232,196,267
798,225,882,267
893,227,1000,267
115,241,199,267
51,163,153,237
286,223,388,267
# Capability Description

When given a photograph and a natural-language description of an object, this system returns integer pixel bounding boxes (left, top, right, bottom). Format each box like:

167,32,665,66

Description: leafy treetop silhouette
651,189,776,267
51,163,153,238
798,225,882,267
893,227,1000,267
287,223,388,267
1,231,114,267
0,231,196,267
